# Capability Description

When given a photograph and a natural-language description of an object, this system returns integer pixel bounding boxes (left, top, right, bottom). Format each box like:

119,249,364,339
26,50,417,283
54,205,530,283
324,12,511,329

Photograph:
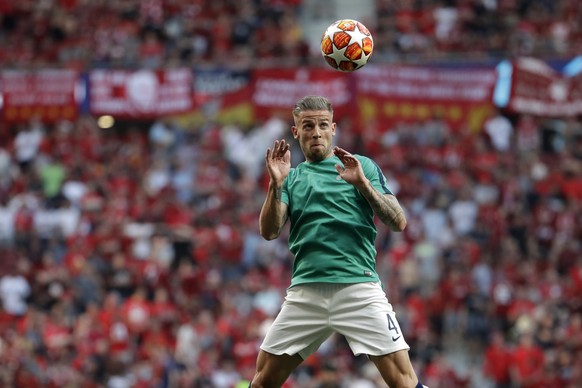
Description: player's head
291,95,336,162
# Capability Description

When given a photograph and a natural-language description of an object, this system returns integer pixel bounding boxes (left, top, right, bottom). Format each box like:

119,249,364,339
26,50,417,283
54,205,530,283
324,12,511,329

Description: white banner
89,68,193,117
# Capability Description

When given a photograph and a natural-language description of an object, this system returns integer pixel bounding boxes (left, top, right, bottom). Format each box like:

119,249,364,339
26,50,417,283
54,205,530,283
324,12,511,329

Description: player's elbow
259,212,286,240
260,232,279,241
259,226,280,241
392,218,407,232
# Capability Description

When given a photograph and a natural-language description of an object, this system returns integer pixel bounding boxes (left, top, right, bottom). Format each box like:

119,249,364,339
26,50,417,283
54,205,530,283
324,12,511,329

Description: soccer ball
320,19,374,72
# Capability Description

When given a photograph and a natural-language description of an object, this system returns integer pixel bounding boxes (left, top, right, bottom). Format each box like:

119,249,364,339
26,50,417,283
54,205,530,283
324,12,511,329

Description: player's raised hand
333,146,366,187
266,139,291,185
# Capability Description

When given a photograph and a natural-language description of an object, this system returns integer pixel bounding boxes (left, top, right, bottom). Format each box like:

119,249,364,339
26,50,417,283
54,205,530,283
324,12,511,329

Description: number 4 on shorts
386,314,401,342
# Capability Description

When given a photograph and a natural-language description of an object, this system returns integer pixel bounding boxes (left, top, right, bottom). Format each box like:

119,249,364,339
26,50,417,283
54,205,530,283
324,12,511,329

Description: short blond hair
292,96,333,121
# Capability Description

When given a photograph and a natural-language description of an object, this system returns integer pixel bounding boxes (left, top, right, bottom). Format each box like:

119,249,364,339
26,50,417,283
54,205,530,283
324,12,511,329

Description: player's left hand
333,147,367,188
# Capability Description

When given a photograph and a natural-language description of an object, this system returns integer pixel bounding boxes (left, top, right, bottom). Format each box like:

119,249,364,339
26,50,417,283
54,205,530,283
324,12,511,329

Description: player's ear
291,126,299,139
332,122,337,136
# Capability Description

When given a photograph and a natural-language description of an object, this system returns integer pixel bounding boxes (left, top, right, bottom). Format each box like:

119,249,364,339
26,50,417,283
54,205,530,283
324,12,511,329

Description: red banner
252,68,354,122
506,58,582,116
354,65,497,132
89,69,192,118
0,69,79,123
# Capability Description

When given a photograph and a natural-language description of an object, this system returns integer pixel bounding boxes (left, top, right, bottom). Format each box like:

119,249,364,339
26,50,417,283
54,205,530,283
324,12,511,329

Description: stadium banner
175,69,254,127
251,68,354,123
354,64,497,132
88,68,193,118
0,69,79,123
503,57,582,117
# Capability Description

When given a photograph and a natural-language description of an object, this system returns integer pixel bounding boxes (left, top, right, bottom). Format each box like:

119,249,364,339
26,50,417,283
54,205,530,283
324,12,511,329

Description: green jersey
281,154,393,287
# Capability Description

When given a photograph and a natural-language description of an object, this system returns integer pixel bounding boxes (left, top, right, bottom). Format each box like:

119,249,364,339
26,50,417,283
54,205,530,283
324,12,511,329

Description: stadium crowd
2,100,582,388
0,0,581,69
1,0,582,388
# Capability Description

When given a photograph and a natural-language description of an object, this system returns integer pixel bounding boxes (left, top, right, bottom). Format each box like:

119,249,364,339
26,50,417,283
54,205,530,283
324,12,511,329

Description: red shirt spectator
150,287,179,325
561,313,582,353
97,291,121,330
140,320,173,363
561,174,582,200
121,287,152,335
569,258,582,298
42,315,72,350
404,291,429,337
439,268,471,311
511,333,545,388
483,331,512,386
232,320,261,372
108,317,131,356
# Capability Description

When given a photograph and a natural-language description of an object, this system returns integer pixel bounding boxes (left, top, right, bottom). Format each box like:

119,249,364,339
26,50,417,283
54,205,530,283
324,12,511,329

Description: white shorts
260,282,410,359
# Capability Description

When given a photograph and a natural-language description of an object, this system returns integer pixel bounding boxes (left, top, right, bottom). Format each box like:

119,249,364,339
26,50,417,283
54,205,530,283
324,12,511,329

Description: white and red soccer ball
320,19,374,72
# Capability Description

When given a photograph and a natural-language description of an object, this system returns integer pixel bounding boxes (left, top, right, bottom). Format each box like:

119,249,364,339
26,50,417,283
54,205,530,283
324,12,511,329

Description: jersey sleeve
280,170,292,206
358,156,394,195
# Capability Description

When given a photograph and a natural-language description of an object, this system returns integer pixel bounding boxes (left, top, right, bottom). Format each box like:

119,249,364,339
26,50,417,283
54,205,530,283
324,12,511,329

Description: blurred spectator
482,331,512,388
448,187,478,236
0,147,13,190
13,118,45,174
149,118,180,157
510,332,545,387
0,263,31,317
484,108,514,153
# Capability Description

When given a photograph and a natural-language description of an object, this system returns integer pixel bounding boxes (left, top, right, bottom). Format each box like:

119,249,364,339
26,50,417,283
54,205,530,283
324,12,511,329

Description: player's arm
357,186,407,232
260,140,291,240
259,184,289,240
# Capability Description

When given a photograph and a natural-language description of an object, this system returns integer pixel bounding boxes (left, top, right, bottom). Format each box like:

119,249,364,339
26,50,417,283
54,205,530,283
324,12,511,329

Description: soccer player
250,96,426,388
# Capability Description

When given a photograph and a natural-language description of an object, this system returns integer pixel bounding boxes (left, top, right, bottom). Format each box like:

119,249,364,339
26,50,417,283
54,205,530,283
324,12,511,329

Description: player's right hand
265,139,291,184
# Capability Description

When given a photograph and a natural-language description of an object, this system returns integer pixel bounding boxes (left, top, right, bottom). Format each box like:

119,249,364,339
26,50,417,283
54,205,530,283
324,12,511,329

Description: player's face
292,110,336,162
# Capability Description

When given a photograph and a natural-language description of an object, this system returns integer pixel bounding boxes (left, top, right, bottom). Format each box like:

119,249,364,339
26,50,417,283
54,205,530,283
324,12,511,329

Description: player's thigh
331,282,409,356
369,349,418,388
252,349,303,388
260,284,334,359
